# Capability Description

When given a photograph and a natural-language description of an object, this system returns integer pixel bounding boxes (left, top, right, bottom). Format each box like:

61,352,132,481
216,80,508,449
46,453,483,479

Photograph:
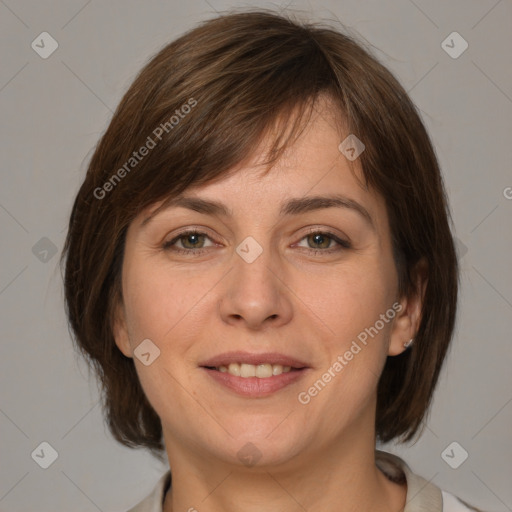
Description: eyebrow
141,194,375,230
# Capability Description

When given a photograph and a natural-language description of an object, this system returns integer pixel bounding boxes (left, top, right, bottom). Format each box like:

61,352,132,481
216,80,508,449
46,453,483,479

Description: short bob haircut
61,9,459,461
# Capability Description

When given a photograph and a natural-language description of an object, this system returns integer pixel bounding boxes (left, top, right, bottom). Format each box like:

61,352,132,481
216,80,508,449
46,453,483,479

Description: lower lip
202,368,308,397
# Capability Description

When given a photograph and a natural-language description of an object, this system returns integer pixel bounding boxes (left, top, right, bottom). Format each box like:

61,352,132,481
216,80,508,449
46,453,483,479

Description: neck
162,429,406,512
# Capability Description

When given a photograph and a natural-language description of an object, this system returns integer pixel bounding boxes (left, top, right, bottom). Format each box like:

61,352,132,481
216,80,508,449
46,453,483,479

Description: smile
214,363,293,378
200,352,309,397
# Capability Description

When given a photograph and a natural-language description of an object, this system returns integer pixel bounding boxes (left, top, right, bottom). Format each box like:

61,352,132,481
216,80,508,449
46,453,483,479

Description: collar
376,450,443,511
128,450,443,511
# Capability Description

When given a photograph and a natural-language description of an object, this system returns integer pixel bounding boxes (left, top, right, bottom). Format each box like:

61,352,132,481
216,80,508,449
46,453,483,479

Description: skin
113,96,427,512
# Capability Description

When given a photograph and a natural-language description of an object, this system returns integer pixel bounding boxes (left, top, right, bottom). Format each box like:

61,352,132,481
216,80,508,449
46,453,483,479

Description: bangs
143,92,350,224
102,29,348,225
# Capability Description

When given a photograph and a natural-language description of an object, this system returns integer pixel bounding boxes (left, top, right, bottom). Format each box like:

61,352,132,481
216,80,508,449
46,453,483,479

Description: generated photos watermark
93,97,197,200
298,301,403,405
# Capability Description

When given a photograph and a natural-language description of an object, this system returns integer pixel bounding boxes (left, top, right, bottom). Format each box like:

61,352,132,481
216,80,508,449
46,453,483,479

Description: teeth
240,363,256,377
228,363,240,376
272,364,283,375
256,364,272,378
217,363,294,378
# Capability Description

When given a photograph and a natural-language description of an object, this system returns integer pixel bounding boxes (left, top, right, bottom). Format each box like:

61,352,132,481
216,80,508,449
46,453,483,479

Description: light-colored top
126,450,480,512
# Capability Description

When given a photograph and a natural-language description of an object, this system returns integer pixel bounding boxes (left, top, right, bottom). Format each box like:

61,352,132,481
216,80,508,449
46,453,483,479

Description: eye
162,228,351,256
162,230,216,255
294,230,351,254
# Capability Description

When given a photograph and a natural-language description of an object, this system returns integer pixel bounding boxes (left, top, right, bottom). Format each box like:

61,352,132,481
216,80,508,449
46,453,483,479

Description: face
113,99,418,471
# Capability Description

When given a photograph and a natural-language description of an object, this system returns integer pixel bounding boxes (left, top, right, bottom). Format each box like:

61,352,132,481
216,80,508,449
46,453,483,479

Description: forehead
133,97,389,237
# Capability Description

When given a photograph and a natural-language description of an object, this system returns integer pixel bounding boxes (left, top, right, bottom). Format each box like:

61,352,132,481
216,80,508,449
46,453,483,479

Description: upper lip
199,351,309,369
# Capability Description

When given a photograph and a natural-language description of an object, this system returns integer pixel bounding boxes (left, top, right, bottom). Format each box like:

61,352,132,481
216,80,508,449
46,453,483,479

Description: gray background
1,0,511,510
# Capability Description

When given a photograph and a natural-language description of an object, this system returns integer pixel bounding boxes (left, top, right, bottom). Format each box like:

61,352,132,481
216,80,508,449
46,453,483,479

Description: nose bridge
232,233,279,302
219,233,292,328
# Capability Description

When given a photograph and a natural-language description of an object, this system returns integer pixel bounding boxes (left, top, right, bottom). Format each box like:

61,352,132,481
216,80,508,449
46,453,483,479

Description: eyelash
162,228,351,256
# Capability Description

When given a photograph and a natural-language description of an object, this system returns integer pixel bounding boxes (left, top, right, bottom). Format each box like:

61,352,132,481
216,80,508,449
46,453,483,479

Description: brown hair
60,9,459,460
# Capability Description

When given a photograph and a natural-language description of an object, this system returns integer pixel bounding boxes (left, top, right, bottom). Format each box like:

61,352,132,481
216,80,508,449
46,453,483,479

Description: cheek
298,258,395,345
292,258,396,404
122,258,214,345
119,260,217,432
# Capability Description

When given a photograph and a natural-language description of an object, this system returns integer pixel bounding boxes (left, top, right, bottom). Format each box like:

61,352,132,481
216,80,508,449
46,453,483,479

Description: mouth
199,352,310,397
206,363,298,378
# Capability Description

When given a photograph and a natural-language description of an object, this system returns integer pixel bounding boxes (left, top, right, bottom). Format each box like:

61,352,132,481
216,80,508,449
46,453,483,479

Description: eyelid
163,225,351,254
299,225,351,245
164,225,220,241
292,229,351,253
162,226,221,248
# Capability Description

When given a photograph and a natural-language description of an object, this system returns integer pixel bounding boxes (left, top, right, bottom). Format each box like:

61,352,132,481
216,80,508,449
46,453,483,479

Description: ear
388,257,428,356
112,299,133,358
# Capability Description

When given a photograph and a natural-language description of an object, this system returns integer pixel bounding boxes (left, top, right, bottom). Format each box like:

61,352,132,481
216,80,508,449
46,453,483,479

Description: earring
404,338,414,349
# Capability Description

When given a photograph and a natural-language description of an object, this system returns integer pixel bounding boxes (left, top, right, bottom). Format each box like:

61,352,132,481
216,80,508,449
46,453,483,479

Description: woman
60,9,481,512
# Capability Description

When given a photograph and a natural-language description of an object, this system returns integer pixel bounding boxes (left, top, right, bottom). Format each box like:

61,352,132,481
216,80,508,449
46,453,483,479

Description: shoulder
375,450,482,512
441,490,483,511
126,471,172,512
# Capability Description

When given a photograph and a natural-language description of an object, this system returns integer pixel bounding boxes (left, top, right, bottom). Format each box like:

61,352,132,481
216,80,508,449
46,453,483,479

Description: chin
212,417,308,468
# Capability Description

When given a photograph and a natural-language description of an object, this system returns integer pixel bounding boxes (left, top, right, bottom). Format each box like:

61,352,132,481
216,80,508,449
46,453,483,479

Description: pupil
185,233,202,247
312,234,325,247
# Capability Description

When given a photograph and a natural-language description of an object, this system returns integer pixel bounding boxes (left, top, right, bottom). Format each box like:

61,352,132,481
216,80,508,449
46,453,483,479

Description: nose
218,241,293,331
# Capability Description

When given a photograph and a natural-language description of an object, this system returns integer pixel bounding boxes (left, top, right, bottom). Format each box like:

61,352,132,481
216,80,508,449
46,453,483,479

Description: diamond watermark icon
31,32,59,59
236,236,263,264
32,237,58,263
441,441,468,469
134,338,161,366
441,32,468,59
454,237,468,259
237,442,262,467
31,441,59,469
338,134,365,161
